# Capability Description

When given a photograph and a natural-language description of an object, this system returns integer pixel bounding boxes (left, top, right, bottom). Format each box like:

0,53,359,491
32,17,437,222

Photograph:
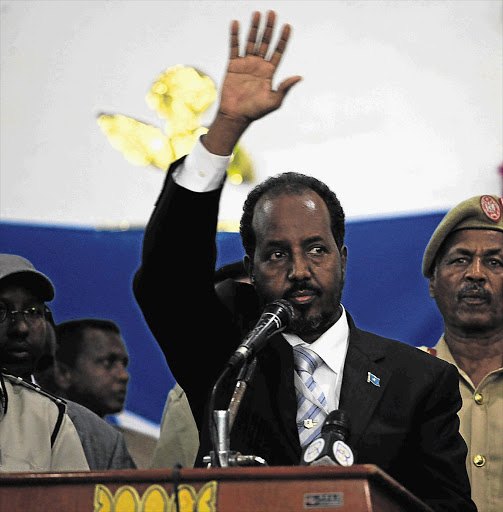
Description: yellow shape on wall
97,114,174,169
94,481,217,512
146,65,216,135
97,65,255,184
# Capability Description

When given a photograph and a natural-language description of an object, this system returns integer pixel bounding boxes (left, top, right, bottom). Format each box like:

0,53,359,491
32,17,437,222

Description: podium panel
0,464,432,512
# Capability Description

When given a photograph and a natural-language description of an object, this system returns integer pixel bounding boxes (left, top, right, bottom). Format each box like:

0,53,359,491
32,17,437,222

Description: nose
465,257,486,282
117,364,130,383
7,312,30,333
288,252,311,282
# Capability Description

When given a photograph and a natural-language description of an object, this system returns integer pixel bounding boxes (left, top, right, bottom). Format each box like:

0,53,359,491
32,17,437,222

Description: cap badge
480,195,501,222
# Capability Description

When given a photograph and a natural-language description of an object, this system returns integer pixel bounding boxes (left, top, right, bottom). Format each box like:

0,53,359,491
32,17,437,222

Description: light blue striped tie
293,345,328,447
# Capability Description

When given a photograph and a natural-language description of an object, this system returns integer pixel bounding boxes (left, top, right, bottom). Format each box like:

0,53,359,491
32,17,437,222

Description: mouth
457,287,492,306
460,295,489,305
458,283,490,301
4,343,32,361
286,289,319,306
114,390,127,401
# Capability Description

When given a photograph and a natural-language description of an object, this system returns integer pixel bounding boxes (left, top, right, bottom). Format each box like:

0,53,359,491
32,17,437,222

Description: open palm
217,11,301,124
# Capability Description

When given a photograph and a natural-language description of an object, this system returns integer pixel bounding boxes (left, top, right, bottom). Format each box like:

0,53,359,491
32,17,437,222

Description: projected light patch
97,65,255,185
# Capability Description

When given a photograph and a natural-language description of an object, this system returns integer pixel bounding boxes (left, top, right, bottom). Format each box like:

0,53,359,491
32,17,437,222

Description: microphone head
264,299,295,328
322,409,351,437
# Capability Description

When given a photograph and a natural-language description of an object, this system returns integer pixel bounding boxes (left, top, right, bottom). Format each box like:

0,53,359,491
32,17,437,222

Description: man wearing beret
423,195,503,512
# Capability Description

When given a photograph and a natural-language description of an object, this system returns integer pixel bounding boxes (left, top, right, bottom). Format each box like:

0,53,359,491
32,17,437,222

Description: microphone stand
228,357,257,431
204,357,268,468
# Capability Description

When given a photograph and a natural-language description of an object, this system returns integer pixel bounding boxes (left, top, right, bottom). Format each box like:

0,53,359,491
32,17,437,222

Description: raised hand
203,11,302,155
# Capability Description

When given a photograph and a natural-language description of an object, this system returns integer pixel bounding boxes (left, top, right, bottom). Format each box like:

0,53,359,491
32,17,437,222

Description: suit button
474,393,484,405
473,455,486,467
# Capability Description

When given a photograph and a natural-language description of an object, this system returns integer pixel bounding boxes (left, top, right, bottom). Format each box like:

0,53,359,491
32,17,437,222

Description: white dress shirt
172,137,229,192
283,307,350,412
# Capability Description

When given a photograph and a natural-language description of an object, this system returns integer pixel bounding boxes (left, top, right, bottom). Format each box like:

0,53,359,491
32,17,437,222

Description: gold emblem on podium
93,481,217,512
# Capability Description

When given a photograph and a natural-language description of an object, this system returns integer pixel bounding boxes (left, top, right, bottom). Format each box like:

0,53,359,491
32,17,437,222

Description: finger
245,11,261,56
229,20,240,59
269,23,291,68
277,75,303,95
256,10,276,58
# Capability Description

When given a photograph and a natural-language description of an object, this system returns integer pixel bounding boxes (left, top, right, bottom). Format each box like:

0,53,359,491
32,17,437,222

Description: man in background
54,319,130,418
53,318,157,468
423,194,503,512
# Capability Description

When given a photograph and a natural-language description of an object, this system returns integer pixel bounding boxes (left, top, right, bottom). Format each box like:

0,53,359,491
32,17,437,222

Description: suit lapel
264,335,302,460
339,314,391,448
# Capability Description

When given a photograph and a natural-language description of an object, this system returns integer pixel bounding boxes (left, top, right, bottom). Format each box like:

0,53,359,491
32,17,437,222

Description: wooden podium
0,464,433,512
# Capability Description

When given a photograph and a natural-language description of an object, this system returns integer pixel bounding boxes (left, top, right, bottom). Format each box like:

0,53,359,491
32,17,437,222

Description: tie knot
293,346,323,375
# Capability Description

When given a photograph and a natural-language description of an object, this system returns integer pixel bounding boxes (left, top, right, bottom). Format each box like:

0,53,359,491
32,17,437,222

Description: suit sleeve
408,362,476,512
133,161,243,431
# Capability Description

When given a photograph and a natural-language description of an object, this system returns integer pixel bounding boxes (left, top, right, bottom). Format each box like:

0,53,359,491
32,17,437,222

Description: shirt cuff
172,137,231,192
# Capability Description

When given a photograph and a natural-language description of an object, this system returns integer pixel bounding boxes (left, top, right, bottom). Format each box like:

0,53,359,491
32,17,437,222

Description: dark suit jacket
65,400,137,470
133,164,476,512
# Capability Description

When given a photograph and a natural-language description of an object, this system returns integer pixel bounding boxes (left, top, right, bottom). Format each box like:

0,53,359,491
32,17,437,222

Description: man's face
0,284,46,378
245,190,347,343
64,328,130,417
429,229,503,335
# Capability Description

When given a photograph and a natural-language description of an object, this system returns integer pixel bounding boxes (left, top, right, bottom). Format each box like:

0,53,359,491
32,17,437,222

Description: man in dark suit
133,11,475,511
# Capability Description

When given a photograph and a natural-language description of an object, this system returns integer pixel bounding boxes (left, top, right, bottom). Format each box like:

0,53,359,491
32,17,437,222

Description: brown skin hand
202,10,302,156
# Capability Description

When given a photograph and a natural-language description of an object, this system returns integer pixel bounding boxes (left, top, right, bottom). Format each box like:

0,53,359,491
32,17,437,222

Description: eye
25,306,44,319
100,358,113,369
269,251,286,261
487,258,503,268
448,256,468,265
308,246,326,256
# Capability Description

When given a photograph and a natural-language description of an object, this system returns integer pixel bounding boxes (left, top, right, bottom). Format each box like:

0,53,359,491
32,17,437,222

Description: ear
340,245,348,278
243,255,254,284
428,278,436,299
54,361,73,391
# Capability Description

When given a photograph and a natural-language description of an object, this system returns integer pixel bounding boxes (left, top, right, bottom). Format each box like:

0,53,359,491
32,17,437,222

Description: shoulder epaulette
2,373,67,405
417,346,438,357
2,373,67,446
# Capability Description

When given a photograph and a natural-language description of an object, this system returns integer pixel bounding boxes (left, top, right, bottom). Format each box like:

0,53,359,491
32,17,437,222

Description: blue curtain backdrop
0,212,446,426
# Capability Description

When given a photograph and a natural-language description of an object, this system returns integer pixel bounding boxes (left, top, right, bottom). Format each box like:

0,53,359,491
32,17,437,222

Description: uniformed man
0,253,136,471
0,371,89,472
422,194,503,512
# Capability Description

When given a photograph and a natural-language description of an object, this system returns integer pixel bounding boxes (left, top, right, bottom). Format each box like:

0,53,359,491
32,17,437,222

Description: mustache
283,282,321,299
457,283,491,302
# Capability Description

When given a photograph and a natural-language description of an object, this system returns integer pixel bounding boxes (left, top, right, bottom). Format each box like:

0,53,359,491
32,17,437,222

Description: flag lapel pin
367,372,380,387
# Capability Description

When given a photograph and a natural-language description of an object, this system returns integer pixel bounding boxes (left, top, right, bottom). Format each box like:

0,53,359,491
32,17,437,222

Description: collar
282,305,350,374
434,335,456,365
434,334,503,388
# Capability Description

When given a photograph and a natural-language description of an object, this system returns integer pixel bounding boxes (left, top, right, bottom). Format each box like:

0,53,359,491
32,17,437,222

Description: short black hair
240,172,346,257
55,318,121,368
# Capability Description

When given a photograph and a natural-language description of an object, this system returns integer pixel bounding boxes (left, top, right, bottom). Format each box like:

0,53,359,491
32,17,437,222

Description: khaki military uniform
150,383,199,469
424,338,503,512
0,373,89,472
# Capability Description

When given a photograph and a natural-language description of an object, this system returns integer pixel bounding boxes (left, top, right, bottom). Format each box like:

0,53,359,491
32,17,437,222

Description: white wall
1,0,502,227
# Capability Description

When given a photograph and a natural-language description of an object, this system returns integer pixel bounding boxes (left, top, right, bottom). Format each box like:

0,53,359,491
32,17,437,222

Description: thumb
277,75,303,96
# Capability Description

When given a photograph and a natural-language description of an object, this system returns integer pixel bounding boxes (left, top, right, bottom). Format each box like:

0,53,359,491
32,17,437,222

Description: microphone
300,409,354,467
227,299,294,369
